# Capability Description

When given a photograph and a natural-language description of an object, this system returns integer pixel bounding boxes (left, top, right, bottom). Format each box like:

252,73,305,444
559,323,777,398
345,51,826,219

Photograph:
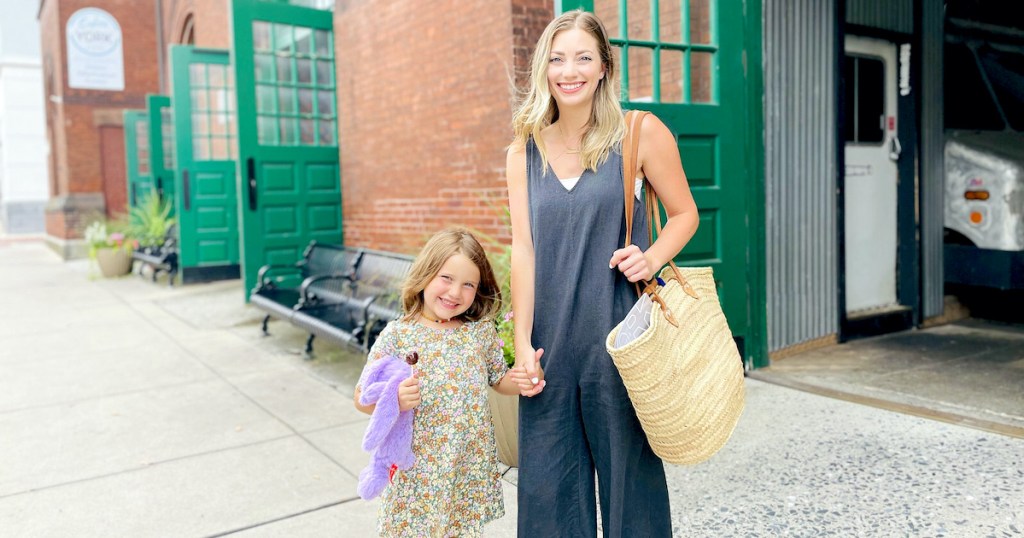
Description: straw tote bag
605,110,745,465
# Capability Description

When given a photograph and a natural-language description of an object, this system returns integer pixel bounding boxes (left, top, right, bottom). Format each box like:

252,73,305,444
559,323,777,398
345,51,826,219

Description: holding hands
509,347,546,397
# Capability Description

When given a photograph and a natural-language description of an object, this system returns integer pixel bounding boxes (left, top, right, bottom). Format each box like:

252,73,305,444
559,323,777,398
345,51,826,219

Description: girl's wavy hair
401,227,502,323
510,9,625,172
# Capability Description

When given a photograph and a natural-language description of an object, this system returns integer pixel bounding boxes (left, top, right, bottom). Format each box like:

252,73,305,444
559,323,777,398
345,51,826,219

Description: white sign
66,8,124,91
899,44,911,97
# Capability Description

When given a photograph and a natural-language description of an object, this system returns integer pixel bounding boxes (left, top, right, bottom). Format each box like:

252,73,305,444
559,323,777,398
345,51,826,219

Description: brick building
39,0,160,257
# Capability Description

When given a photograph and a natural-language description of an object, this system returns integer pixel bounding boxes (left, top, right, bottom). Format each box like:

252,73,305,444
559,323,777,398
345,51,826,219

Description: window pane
844,56,856,142
628,0,652,41
258,115,276,144
276,56,294,83
279,87,297,114
190,64,206,86
192,113,209,136
191,89,208,111
317,90,334,116
212,137,229,160
319,119,336,145
595,0,622,39
857,57,884,143
254,54,274,82
660,49,684,103
297,58,313,84
690,51,713,103
689,0,713,45
208,65,225,87
298,88,314,115
253,21,272,52
257,85,275,113
194,139,209,160
316,60,333,87
211,113,229,136
628,46,654,102
274,24,293,54
295,27,313,56
659,0,684,44
300,119,316,145
315,29,332,57
280,118,298,145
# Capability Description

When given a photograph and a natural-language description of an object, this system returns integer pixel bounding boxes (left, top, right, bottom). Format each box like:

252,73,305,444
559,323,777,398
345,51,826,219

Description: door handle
247,158,257,211
131,184,137,207
183,170,191,211
889,137,902,161
156,176,164,202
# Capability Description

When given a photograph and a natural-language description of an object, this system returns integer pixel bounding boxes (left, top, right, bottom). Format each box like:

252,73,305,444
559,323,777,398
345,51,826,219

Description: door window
253,21,336,146
844,55,885,144
595,0,717,104
189,63,238,161
135,119,150,175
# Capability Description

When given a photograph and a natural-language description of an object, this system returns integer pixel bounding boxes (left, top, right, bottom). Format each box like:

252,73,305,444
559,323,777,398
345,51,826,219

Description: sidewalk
1,241,1022,537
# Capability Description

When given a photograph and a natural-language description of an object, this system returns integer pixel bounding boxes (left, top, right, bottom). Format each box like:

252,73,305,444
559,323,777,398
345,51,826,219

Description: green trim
744,0,768,369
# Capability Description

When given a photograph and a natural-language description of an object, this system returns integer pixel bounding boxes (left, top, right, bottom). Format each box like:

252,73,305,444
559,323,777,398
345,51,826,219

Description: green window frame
593,0,719,104
253,20,337,147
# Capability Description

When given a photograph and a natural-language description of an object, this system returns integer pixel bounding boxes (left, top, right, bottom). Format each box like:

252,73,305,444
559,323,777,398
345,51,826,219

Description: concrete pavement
1,240,1022,537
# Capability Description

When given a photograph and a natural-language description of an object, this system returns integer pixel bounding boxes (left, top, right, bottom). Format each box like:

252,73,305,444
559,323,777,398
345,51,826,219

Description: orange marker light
964,190,990,201
970,211,983,224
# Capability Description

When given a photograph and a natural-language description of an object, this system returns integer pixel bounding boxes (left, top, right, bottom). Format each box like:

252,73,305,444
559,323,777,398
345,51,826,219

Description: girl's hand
511,347,546,397
397,370,421,411
610,244,656,283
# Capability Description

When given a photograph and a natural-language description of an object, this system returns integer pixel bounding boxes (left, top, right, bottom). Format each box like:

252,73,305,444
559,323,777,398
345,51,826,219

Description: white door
844,36,900,315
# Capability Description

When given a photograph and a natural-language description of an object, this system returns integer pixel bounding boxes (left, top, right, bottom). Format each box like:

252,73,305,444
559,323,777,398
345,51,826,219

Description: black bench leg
261,314,271,335
305,333,315,357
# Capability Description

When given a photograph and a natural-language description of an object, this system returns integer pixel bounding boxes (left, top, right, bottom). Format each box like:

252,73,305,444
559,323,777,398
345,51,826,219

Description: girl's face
422,252,480,322
547,27,605,111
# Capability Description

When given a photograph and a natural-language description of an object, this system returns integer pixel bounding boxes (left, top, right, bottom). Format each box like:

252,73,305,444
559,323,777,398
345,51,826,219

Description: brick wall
335,0,552,254
39,0,160,244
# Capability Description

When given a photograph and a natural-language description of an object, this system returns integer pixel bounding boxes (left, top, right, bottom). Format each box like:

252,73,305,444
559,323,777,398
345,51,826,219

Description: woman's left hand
610,244,655,283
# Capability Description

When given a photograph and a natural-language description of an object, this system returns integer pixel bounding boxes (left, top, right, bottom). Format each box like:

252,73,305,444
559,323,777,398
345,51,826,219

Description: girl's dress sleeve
356,322,399,389
480,321,509,386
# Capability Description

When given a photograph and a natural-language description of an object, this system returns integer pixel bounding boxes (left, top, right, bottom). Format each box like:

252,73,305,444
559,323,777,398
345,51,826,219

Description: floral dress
357,319,509,537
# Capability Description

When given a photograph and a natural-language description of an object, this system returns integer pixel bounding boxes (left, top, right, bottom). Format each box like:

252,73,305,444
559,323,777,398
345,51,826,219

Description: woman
504,9,700,537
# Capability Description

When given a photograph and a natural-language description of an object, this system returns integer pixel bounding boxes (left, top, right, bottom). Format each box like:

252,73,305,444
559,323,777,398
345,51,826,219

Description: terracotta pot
488,389,519,468
95,247,133,277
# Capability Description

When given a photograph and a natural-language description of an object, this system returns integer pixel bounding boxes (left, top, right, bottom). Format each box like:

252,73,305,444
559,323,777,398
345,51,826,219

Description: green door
231,0,342,295
122,110,153,208
146,94,176,213
566,1,761,364
170,45,241,282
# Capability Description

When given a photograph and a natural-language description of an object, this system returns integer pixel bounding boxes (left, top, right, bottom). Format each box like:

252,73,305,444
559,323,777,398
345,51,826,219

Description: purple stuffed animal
356,353,417,500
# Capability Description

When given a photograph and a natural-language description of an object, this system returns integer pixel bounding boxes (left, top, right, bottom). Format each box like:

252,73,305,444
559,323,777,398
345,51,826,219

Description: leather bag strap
620,110,697,309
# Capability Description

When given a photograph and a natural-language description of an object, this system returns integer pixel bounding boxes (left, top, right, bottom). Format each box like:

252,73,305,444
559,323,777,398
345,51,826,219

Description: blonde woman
504,9,699,536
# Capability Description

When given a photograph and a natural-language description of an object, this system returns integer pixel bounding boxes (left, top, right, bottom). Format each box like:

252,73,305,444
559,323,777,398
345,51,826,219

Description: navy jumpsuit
518,138,672,537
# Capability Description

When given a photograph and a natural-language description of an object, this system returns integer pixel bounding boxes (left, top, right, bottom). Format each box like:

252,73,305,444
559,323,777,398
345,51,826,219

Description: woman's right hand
511,347,546,397
397,370,421,411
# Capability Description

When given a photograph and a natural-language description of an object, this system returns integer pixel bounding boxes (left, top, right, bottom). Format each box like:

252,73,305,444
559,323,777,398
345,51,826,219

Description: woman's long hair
510,10,625,172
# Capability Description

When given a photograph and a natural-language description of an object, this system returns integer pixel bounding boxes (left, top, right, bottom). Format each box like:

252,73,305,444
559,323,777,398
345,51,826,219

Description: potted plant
490,305,519,468
84,219,134,277
480,235,519,468
128,193,176,253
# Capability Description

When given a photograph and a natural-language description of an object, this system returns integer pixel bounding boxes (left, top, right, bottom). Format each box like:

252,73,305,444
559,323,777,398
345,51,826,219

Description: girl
504,9,700,538
353,227,525,537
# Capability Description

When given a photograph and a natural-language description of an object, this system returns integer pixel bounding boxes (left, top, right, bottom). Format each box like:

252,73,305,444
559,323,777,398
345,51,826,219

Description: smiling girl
505,9,700,537
353,227,525,537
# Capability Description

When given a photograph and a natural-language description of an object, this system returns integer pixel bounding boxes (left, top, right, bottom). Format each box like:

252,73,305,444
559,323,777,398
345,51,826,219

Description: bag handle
620,111,698,318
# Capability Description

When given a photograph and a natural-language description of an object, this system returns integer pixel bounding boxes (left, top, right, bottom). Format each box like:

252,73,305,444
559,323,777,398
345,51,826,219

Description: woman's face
547,27,605,111
422,253,480,322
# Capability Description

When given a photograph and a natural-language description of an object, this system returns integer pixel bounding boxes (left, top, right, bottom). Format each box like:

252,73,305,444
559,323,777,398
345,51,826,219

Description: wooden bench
132,225,178,286
249,241,414,354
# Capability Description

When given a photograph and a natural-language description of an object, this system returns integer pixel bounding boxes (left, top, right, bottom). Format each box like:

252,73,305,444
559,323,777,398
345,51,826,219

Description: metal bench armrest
255,264,304,290
298,272,357,304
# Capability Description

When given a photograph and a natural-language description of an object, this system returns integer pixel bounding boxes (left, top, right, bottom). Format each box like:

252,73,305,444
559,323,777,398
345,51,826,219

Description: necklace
420,312,453,324
550,122,581,162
